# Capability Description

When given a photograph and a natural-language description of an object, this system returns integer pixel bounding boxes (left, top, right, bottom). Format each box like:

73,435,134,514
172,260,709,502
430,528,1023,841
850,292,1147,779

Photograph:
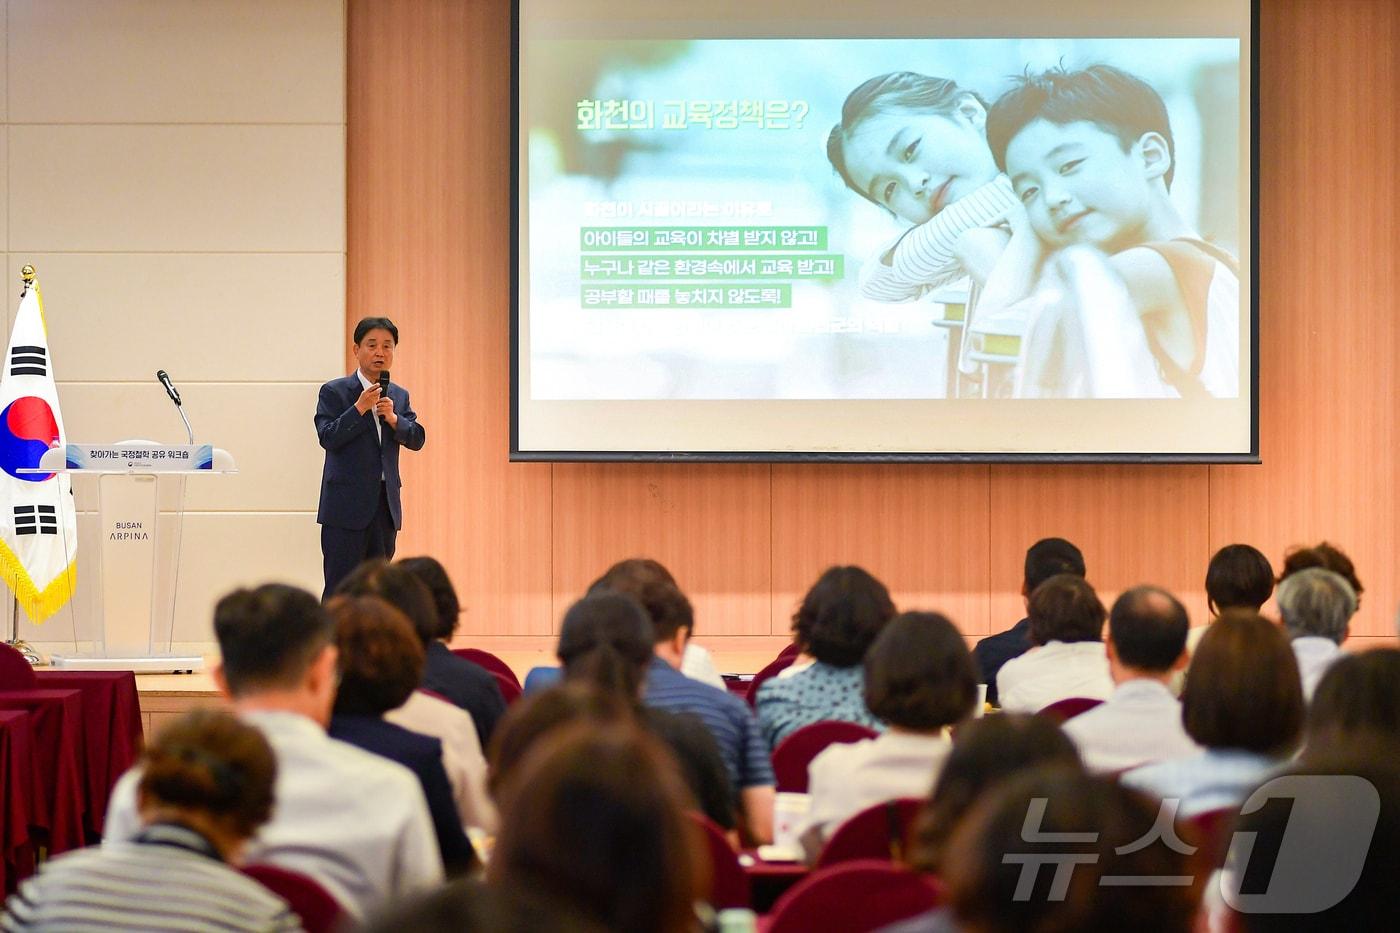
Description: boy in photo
980,65,1240,399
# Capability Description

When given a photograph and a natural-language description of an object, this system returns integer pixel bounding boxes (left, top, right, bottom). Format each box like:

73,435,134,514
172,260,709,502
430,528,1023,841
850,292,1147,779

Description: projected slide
515,1,1254,459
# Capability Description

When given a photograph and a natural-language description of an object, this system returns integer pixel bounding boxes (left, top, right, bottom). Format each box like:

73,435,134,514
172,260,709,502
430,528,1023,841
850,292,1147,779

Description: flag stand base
3,640,44,666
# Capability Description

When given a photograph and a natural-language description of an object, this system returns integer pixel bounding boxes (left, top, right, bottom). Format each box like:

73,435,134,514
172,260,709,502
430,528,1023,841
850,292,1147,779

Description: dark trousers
321,483,398,599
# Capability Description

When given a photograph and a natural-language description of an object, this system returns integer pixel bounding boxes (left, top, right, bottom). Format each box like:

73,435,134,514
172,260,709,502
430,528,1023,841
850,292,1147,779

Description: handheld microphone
378,371,390,397
156,369,182,406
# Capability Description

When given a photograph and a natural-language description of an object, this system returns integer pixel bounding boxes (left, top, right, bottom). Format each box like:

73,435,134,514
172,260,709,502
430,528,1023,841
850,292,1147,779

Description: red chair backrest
452,647,522,705
1037,696,1104,723
1184,806,1237,869
771,721,880,793
744,645,801,707
766,859,941,933
242,863,347,933
688,812,751,910
0,644,37,689
815,798,925,869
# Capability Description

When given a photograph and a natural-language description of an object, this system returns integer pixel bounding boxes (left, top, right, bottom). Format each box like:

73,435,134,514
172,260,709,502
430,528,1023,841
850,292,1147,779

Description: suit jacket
972,618,1032,707
328,714,476,875
316,372,425,530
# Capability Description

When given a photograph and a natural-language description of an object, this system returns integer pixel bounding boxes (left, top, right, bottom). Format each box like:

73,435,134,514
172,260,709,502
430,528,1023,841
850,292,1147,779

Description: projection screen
512,0,1257,461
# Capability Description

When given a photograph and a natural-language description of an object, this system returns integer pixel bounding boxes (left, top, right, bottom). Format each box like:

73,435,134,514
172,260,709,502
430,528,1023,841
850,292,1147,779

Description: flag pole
4,266,44,664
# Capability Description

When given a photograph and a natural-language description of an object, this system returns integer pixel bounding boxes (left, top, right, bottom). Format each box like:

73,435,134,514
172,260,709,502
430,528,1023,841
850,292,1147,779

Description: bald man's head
1108,586,1190,672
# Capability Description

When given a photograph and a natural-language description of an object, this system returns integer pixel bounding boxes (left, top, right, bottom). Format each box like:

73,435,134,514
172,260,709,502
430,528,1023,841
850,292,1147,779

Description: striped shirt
2,823,300,932
860,174,1019,302
644,657,775,790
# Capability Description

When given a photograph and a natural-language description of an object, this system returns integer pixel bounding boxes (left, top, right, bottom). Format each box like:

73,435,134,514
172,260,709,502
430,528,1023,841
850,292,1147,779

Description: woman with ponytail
3,709,300,931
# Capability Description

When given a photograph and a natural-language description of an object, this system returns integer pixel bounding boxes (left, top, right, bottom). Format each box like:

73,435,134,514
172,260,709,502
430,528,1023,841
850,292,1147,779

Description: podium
23,442,237,673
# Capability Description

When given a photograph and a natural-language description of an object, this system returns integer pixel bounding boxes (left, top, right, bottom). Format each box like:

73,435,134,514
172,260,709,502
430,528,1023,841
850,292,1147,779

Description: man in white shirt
996,574,1113,713
1063,586,1201,772
1277,567,1356,701
104,584,443,919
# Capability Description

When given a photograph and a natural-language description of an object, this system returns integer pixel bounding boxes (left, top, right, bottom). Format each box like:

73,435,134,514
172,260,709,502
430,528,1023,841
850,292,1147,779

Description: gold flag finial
21,265,36,284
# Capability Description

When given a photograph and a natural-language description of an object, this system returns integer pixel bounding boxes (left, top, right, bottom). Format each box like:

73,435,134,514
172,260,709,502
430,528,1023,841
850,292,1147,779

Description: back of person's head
588,559,694,644
1279,542,1364,606
335,558,441,645
791,565,896,667
138,708,277,842
213,583,333,697
326,595,425,717
1108,586,1189,673
397,555,461,640
487,683,634,800
1183,611,1303,755
556,592,655,699
490,723,702,933
826,71,985,206
1205,543,1274,615
909,714,1081,874
1027,574,1105,646
945,767,1198,933
1231,740,1400,933
1023,537,1086,594
1307,648,1400,748
986,64,1176,187
1276,567,1357,644
864,612,978,731
361,879,607,933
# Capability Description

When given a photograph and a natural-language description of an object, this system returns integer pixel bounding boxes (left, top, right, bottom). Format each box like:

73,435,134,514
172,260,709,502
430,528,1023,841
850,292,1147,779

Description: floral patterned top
755,661,884,750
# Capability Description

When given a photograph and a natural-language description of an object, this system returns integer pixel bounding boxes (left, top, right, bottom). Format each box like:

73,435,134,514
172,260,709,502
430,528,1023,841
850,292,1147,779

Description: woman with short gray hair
1276,567,1357,701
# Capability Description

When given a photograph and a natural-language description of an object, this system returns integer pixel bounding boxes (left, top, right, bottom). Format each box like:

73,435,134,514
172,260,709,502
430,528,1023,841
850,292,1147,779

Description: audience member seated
360,878,607,933
995,575,1112,713
384,674,496,833
104,584,442,919
489,724,701,933
942,768,1200,933
1122,611,1303,818
756,565,895,748
1306,648,1400,748
340,558,506,746
800,612,978,860
1222,739,1400,933
1062,586,1200,772
591,559,775,844
905,715,1082,879
556,592,738,832
1276,567,1356,700
324,595,477,875
4,709,298,932
487,684,633,801
1277,541,1364,608
973,538,1086,707
1194,543,1275,652
522,559,728,694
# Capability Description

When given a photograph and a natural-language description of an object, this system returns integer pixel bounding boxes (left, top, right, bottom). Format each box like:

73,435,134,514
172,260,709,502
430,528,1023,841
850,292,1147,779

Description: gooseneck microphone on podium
156,369,195,444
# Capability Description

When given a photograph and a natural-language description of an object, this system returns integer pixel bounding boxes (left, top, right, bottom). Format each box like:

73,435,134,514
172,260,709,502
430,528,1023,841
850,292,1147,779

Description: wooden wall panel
770,466,991,637
987,467,1212,628
348,0,1398,658
551,464,773,635
348,0,553,636
1207,0,1399,639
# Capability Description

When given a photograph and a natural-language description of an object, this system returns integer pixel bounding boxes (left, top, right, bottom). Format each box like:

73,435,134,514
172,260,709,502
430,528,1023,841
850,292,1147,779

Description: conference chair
814,798,924,869
0,645,36,689
764,859,942,933
242,863,347,933
688,811,752,910
451,647,523,705
1036,696,1104,723
744,644,802,707
771,721,879,793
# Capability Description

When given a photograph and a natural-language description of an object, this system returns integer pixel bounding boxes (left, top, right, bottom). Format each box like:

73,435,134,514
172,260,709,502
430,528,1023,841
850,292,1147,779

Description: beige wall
7,0,346,649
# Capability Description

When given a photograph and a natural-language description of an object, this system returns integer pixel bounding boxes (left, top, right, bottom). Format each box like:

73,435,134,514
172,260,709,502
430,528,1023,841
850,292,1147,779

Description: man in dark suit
316,317,426,598
973,537,1086,706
